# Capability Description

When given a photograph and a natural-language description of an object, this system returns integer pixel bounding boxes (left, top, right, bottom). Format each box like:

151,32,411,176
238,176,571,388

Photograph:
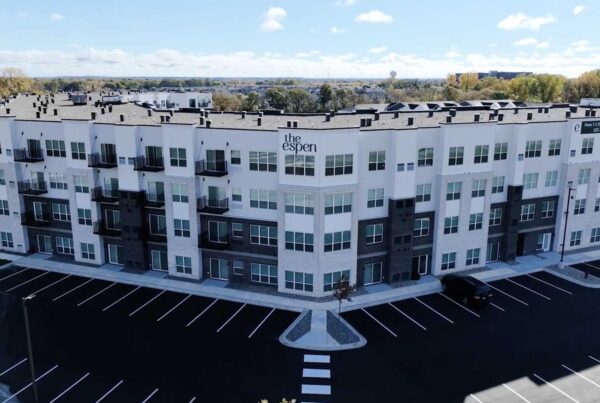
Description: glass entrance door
37,235,52,254
363,262,383,285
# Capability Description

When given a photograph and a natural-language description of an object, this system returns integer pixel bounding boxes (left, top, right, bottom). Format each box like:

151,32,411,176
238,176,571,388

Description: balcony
88,153,118,169
144,192,165,208
21,211,50,226
17,180,48,195
133,156,164,172
198,231,230,250
197,197,229,214
144,232,167,243
13,148,44,163
91,187,120,203
93,219,121,237
195,160,228,177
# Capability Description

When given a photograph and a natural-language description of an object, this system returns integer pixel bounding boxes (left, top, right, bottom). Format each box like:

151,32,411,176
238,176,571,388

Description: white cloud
50,13,64,21
17,11,29,19
497,13,556,31
565,40,599,55
445,50,461,58
330,27,346,34
355,10,393,24
335,0,357,5
513,37,550,48
536,41,550,49
368,46,387,54
573,5,586,15
260,7,286,32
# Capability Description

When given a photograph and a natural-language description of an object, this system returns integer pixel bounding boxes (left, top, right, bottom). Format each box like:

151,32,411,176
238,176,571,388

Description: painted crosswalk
302,354,332,400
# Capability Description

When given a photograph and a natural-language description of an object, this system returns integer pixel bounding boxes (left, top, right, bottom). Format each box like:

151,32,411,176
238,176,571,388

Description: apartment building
0,93,599,298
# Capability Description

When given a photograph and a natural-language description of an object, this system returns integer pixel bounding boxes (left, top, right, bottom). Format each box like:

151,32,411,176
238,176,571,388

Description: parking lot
571,259,600,279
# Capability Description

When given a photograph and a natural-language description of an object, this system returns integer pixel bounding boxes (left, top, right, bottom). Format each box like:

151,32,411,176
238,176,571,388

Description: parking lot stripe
502,383,530,402
485,284,529,306
304,354,330,364
188,397,197,403
303,368,331,379
0,358,27,377
301,384,331,395
102,286,141,312
52,278,94,302
505,278,551,300
1,364,59,403
129,290,166,317
532,373,579,403
95,379,124,402
30,274,72,296
142,388,160,402
414,297,454,324
77,282,116,307
5,271,50,292
437,293,481,318
561,364,600,388
360,308,398,338
0,268,30,283
388,303,427,331
526,274,573,295
186,299,219,327
490,302,505,312
589,355,600,364
468,394,482,403
156,294,192,322
216,303,247,333
49,372,90,403
248,308,276,338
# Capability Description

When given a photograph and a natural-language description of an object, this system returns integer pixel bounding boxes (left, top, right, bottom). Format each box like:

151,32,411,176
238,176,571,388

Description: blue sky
0,0,597,78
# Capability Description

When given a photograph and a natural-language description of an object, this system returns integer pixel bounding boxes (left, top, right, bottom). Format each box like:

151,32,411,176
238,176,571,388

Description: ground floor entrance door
37,235,52,254
516,233,525,256
363,262,383,285
538,232,552,252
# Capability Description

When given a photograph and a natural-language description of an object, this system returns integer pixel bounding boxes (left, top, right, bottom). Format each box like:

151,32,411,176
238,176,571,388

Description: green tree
318,84,333,111
0,67,33,98
575,70,600,99
287,89,311,112
459,72,479,92
243,92,260,111
534,74,566,102
507,76,538,101
265,87,288,110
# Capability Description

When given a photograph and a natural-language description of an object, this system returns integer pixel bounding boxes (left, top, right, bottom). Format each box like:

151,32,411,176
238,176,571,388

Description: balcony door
208,186,225,203
27,139,41,155
100,143,117,164
208,221,228,243
206,150,225,171
37,235,52,254
145,146,163,166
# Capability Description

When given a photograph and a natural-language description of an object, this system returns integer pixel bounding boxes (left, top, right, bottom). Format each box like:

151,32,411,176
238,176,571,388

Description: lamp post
560,181,575,264
22,294,38,403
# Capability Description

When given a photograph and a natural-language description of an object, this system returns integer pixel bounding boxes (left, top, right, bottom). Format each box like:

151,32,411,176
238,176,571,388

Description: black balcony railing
144,231,167,243
13,148,44,163
17,180,48,195
133,156,164,172
91,186,120,203
144,192,165,208
21,211,50,226
88,153,118,168
197,196,229,214
195,160,228,177
198,231,230,250
93,219,121,236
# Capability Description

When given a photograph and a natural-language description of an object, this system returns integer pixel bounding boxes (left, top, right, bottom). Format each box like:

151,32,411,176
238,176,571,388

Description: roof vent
325,113,331,122
330,110,335,117
407,117,414,126
538,107,543,113
474,114,480,122
360,118,372,127
585,109,591,117
43,107,47,114
449,109,456,117
108,106,113,113
147,109,152,117
489,113,495,120
374,112,380,121
592,110,597,117
257,117,262,126
527,113,533,121
160,116,165,123
32,102,36,108
287,121,292,128
101,108,105,115
241,111,246,119
166,115,170,123
91,112,96,120
206,119,212,128
258,111,264,117
544,107,549,114
566,111,571,118
428,111,434,118
446,116,452,123
293,120,298,128
169,110,174,117
6,108,10,114
394,112,399,119
570,106,578,113
36,111,40,119
498,114,504,122
120,114,125,122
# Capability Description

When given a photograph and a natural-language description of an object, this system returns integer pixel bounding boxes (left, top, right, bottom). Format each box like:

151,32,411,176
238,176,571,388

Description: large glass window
251,263,277,285
416,184,432,202
474,145,489,163
249,151,277,172
525,140,542,158
446,181,461,200
250,189,277,210
325,154,353,176
108,244,124,265
285,231,314,252
417,148,433,167
285,154,315,176
324,192,352,214
324,231,351,252
285,271,313,292
285,193,314,215
368,151,386,171
441,252,456,270
367,188,384,208
250,225,278,246
448,146,464,166
494,142,508,160
365,223,384,244
323,270,350,292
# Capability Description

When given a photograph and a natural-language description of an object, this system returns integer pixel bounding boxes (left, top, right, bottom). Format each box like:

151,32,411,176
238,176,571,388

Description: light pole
560,181,574,264
22,294,38,403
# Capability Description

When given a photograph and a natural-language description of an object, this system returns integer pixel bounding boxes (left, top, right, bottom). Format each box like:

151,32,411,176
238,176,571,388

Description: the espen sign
282,134,317,154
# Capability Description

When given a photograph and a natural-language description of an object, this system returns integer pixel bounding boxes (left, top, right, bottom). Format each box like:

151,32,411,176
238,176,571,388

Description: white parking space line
0,268,30,283
505,278,551,300
52,278,94,302
49,372,90,403
142,388,160,402
490,302,505,312
156,294,192,322
1,364,59,403
77,283,116,307
589,355,600,364
526,274,573,295
129,290,166,317
532,373,579,403
216,303,247,333
437,293,481,318
360,308,398,337
388,303,427,331
5,271,50,292
414,297,454,324
248,308,275,338
303,368,331,379
186,299,218,327
561,364,600,388
102,286,141,312
188,397,197,403
301,384,331,395
468,393,482,403
95,380,123,402
502,383,530,402
485,284,529,306
30,274,72,296
304,354,330,364
583,262,600,272
0,358,27,377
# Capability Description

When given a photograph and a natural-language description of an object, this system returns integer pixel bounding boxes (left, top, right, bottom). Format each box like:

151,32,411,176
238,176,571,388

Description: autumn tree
507,76,538,101
459,72,479,91
265,87,288,110
287,89,312,112
534,74,566,102
575,70,600,99
446,73,458,88
0,67,33,98
243,92,260,111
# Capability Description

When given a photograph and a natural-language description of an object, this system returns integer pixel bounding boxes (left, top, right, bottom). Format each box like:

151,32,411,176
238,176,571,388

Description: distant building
457,71,532,80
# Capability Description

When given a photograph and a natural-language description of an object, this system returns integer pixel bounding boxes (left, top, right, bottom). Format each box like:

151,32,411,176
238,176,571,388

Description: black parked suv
441,274,493,306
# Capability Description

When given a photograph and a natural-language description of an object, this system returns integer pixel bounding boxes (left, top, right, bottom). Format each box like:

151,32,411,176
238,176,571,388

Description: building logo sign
581,121,600,134
282,134,317,154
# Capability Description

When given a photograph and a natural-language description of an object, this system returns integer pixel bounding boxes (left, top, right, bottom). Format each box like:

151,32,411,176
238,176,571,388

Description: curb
543,267,600,288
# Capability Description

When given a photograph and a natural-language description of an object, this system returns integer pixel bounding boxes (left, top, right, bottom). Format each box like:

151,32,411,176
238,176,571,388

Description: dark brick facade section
26,227,73,255
387,197,416,283
356,254,388,287
503,185,523,261
23,196,71,231
357,217,388,256
488,202,506,236
118,190,148,272
201,250,277,285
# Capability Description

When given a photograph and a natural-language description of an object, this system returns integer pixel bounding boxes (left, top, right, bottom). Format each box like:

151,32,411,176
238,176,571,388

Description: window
0,170,4,185
591,228,600,243
105,209,120,230
285,231,314,252
324,192,352,214
487,242,500,262
523,172,539,190
55,237,74,255
174,219,190,237
365,223,384,244
570,230,582,247
446,181,461,200
469,213,483,231
285,193,314,215
208,258,228,280
45,139,66,157
397,163,404,172
441,252,456,270
417,148,433,167
416,184,432,203
231,150,241,165
249,151,277,172
444,216,459,234
412,254,430,275
149,214,167,236
582,138,594,155
574,199,586,215
577,168,591,185
49,173,68,190
250,225,277,246
232,187,242,203
367,188,384,208
146,181,164,203
108,244,124,265
74,175,89,193
0,232,13,248
233,260,244,275
251,263,278,285
494,142,508,160
363,262,383,285
489,207,502,226
285,154,315,176
413,218,430,237
169,147,187,167
81,243,95,260
472,179,486,198
171,183,188,203
466,248,480,266
545,171,558,187
525,140,542,158
0,200,8,216
250,189,277,210
175,255,192,274
70,142,86,160
474,145,489,163
448,146,464,166
77,208,92,226
151,250,168,271
596,199,600,212
324,270,350,292
325,154,353,176
33,201,46,221
492,176,505,194
368,151,386,171
232,223,243,238
52,203,70,221
285,271,313,292
548,139,561,156
542,201,555,218
520,203,535,221
324,231,351,252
